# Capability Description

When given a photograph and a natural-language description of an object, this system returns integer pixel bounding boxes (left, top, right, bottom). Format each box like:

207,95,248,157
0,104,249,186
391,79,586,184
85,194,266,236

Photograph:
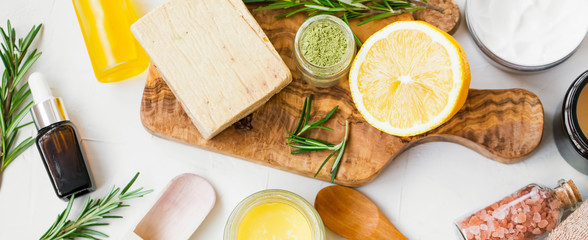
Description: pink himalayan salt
469,216,484,226
530,190,541,201
546,222,555,231
480,210,491,221
479,231,489,239
480,224,488,231
492,209,506,220
532,205,541,212
457,185,562,240
533,212,541,223
550,210,559,220
538,219,549,228
492,227,506,238
469,225,481,235
549,199,561,209
523,205,530,213
532,228,542,235
514,213,527,223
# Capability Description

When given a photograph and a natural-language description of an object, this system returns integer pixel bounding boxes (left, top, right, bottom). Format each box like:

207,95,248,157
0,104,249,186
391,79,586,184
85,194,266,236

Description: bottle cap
29,72,54,103
29,73,68,130
554,179,582,209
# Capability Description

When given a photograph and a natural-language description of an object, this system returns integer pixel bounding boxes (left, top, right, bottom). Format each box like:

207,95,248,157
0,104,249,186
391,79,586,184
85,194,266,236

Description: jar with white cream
465,0,588,72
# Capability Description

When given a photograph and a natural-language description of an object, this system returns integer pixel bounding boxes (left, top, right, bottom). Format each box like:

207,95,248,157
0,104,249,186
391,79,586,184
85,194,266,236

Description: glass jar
554,70,588,175
224,189,325,240
456,179,582,240
73,0,149,83
294,15,355,88
464,0,588,72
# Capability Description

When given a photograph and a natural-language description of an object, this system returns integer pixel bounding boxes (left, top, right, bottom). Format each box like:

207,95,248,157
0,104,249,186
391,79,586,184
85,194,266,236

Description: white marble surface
0,0,587,239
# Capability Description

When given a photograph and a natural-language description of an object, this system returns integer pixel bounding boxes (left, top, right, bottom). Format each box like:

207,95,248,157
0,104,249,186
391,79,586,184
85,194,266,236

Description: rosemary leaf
40,172,153,240
329,120,349,182
0,20,42,173
358,11,396,25
244,0,442,44
342,13,363,47
314,149,338,177
286,95,350,182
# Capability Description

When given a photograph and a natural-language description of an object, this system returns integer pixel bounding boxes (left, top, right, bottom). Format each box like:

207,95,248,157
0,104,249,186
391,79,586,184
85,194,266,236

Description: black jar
554,70,588,174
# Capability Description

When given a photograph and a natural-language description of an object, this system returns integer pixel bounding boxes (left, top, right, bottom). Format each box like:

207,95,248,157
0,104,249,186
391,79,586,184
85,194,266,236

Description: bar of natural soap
131,0,291,139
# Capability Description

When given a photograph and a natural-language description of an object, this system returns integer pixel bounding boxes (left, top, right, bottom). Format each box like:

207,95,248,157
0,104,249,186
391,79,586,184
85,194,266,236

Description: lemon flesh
350,21,470,136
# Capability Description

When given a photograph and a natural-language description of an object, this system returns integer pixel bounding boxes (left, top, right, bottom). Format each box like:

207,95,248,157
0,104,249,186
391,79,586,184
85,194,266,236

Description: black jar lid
563,69,588,157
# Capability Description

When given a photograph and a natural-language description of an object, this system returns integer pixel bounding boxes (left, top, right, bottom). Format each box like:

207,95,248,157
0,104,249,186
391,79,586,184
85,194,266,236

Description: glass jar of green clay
294,15,355,88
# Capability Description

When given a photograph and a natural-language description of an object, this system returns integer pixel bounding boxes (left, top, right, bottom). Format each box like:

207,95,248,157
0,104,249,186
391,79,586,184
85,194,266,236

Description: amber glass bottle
29,73,94,199
36,122,93,199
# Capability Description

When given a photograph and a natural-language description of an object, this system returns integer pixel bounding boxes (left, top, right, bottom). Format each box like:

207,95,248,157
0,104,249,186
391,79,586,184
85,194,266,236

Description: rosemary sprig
0,20,42,173
243,0,443,46
286,95,349,183
40,172,153,240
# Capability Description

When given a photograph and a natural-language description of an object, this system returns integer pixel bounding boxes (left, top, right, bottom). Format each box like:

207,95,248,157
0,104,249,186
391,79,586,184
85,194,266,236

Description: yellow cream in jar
237,202,311,240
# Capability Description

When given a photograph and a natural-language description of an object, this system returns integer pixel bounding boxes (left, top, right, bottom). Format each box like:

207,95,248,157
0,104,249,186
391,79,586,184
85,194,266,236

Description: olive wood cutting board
140,6,544,186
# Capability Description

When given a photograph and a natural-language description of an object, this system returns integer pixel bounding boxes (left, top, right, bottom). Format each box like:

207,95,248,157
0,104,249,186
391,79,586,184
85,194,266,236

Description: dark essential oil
29,73,95,199
36,121,94,199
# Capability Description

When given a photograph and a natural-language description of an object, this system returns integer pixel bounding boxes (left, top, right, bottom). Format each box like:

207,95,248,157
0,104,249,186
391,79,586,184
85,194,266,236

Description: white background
1,0,587,239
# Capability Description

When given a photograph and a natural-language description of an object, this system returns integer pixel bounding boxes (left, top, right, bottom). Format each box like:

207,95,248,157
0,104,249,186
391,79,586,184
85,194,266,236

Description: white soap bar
131,0,291,139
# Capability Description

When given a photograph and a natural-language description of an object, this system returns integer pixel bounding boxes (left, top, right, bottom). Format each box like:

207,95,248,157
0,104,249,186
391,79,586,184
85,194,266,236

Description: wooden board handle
401,88,544,164
140,63,545,186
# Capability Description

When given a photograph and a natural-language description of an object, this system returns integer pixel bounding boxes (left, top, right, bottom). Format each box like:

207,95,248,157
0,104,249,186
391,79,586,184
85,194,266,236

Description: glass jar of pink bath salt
456,180,582,240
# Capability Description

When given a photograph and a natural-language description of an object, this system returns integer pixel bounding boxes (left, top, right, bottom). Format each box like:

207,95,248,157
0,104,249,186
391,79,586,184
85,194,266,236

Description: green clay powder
300,21,347,67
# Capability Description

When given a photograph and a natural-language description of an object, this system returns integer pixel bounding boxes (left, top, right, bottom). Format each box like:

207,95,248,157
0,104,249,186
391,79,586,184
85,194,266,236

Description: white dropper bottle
29,72,95,200
29,72,69,129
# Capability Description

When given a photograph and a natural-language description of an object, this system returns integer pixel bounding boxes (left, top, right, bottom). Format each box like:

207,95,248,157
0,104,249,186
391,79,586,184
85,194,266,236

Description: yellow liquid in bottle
238,202,312,240
73,0,149,83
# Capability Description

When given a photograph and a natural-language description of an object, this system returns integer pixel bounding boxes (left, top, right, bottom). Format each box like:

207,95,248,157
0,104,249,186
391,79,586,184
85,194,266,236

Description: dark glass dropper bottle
29,73,95,200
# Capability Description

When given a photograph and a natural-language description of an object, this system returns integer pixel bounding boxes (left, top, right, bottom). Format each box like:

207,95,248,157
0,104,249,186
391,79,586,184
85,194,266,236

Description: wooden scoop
126,173,216,240
315,186,407,240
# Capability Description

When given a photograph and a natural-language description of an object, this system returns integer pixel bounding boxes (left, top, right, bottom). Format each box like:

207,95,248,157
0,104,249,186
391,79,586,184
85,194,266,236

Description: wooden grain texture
414,0,461,34
315,186,407,240
140,6,544,186
131,0,291,139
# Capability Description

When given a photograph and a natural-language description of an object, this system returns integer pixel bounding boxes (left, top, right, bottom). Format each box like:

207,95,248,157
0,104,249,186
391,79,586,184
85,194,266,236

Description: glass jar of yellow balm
294,15,355,88
224,189,325,240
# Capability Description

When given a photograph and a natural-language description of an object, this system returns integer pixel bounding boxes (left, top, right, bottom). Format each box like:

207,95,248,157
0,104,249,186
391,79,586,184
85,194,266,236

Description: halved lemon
349,21,470,136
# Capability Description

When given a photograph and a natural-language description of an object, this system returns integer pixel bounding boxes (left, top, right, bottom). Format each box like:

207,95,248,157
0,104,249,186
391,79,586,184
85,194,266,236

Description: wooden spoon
126,173,216,240
315,186,407,240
